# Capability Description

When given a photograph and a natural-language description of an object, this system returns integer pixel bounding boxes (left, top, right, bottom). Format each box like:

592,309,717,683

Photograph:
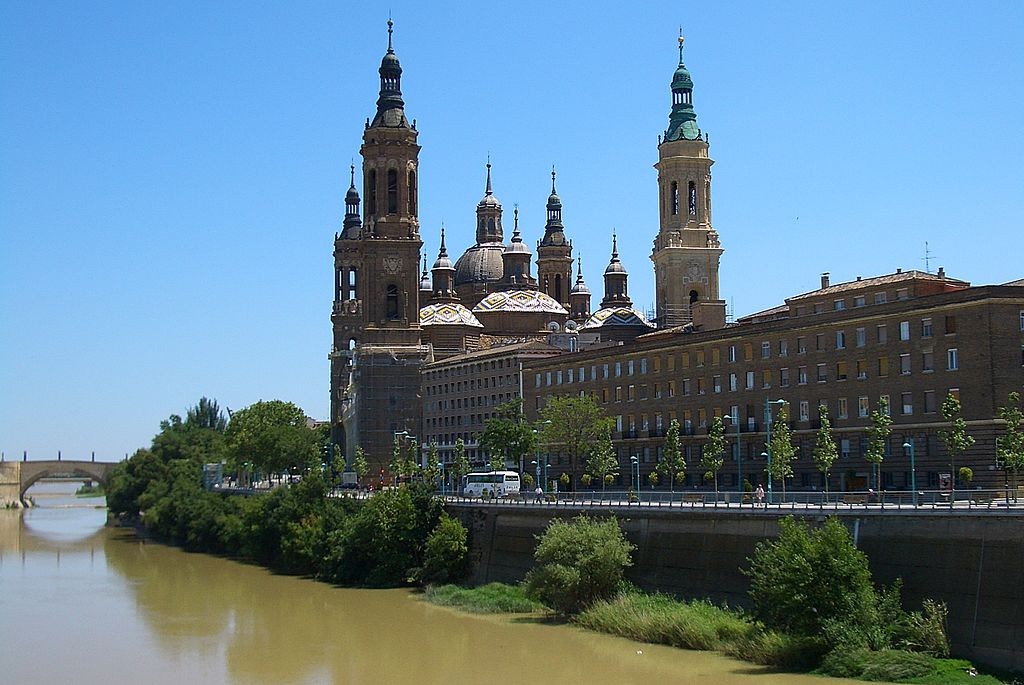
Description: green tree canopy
702,416,728,495
939,393,975,502
865,397,892,491
539,395,613,490
585,425,619,496
224,400,318,476
185,396,228,432
997,392,1024,496
657,418,686,492
767,407,797,500
811,405,837,499
478,399,537,472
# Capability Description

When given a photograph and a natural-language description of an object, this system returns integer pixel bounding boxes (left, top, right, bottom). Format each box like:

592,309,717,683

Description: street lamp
531,459,549,495
902,441,917,507
630,455,640,501
724,414,742,504
392,430,409,486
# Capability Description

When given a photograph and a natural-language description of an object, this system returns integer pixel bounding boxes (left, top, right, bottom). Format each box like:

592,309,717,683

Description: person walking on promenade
755,484,765,506
535,485,544,503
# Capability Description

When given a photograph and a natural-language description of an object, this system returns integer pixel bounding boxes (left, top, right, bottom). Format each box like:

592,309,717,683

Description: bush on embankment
107,441,467,588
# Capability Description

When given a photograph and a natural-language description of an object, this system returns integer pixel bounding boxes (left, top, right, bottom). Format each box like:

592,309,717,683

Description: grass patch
575,591,754,652
818,649,1004,684
424,583,543,614
76,483,105,497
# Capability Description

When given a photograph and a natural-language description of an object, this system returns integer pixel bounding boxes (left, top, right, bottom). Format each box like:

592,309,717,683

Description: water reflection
0,484,866,685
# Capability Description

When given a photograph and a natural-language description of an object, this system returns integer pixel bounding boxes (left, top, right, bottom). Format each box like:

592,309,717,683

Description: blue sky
2,1,1022,459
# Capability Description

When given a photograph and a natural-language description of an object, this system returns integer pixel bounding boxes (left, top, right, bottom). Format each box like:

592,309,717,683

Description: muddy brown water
0,481,872,684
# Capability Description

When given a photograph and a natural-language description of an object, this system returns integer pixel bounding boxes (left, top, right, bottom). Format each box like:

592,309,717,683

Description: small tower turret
500,206,536,288
601,232,631,309
475,160,503,244
341,163,362,239
569,257,591,322
431,227,457,302
536,167,574,309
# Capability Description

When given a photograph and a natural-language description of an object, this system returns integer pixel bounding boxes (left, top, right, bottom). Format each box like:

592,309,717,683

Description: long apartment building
523,271,1024,491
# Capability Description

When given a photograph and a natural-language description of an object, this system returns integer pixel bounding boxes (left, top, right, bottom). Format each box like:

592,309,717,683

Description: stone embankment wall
0,462,21,507
447,505,1023,673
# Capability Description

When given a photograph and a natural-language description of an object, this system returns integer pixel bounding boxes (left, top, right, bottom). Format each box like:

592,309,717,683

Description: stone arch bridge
0,459,118,506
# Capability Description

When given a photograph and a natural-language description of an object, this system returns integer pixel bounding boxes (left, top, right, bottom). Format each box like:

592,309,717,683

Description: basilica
328,22,724,466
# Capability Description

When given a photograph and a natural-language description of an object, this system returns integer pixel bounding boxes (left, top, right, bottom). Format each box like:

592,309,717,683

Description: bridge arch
18,461,117,500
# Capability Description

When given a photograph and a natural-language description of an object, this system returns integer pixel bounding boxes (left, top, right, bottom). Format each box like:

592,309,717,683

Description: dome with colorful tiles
580,306,654,330
419,302,485,328
472,289,568,315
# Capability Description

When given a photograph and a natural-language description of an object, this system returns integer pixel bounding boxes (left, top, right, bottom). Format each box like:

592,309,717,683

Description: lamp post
763,399,787,505
902,441,917,507
531,459,549,495
725,414,742,505
630,455,639,500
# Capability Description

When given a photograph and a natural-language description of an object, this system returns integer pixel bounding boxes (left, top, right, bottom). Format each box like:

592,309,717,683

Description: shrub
524,516,634,616
419,515,470,585
744,517,877,640
725,629,826,671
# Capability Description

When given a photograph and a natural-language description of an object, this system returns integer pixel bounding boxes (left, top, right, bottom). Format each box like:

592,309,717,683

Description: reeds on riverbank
424,583,542,613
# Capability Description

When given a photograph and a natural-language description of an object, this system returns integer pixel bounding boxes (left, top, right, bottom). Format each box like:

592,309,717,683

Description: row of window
534,317,961,389
425,374,517,397
425,357,516,382
581,350,960,406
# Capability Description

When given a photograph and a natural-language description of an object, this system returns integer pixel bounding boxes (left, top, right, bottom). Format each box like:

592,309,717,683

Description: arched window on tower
407,170,417,215
348,268,358,300
487,218,495,233
671,181,679,215
690,289,699,305
368,170,377,215
688,181,697,216
555,274,562,301
387,169,398,214
386,284,400,319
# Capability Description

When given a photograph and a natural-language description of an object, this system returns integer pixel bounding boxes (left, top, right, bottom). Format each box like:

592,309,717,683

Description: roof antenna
922,241,934,273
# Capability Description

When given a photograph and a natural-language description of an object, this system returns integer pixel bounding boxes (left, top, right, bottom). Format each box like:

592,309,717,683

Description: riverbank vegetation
425,514,1002,685
76,482,104,497
424,583,541,613
106,398,470,588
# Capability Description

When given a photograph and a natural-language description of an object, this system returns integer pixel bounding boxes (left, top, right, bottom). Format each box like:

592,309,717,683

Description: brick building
523,275,1024,491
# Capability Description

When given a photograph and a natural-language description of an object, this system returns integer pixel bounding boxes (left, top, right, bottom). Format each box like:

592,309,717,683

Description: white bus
461,471,521,498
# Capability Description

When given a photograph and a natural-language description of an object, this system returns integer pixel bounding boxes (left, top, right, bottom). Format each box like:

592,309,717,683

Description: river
0,481,867,684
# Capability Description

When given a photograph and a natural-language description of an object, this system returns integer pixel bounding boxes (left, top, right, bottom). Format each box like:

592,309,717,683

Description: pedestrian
755,484,765,506
535,485,543,503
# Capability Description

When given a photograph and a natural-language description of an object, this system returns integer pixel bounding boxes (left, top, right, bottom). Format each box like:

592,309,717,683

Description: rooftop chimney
937,266,946,279
821,272,830,289
896,268,902,274
856,276,862,281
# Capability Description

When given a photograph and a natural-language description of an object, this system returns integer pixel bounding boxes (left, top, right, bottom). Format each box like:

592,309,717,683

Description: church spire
475,160,503,244
664,30,700,142
371,18,410,129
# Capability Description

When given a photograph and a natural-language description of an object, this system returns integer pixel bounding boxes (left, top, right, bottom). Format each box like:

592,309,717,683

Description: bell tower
651,32,725,330
330,20,427,473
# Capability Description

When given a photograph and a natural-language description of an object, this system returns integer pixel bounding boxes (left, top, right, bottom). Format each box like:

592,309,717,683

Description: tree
185,396,228,432
585,426,619,499
745,517,877,639
524,516,634,616
657,419,686,493
478,399,537,474
812,406,838,502
224,400,317,478
418,514,470,585
425,441,441,487
352,446,369,482
865,397,892,492
702,416,728,496
996,392,1024,500
407,438,421,479
766,407,797,502
939,393,974,506
539,395,613,491
450,438,469,494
